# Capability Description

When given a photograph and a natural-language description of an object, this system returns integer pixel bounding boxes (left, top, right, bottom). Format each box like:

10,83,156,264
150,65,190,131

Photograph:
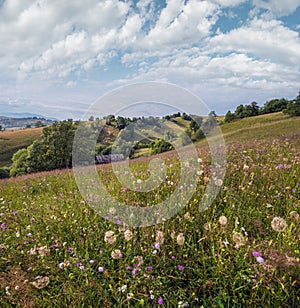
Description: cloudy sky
0,0,299,119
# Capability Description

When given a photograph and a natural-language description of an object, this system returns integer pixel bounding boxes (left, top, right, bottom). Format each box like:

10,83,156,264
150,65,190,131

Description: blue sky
0,0,299,119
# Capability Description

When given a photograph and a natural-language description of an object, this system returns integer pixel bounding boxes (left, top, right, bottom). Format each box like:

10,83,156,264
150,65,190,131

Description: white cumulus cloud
208,17,300,66
253,0,300,17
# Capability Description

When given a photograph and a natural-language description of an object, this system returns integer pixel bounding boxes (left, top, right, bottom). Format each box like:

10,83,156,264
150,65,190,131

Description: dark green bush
0,166,10,179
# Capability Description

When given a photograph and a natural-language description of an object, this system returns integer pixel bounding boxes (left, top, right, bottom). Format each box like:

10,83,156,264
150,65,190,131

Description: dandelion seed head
31,276,50,289
271,217,287,232
104,230,117,244
177,233,185,246
289,211,299,221
111,249,122,259
156,231,164,244
232,231,246,248
124,229,133,241
219,215,228,226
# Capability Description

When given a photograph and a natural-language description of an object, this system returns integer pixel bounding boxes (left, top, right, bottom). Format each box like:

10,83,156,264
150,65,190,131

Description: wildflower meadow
0,114,299,307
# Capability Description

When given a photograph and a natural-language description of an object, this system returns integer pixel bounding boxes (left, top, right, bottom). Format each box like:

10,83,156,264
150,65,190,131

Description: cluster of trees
10,120,77,177
284,94,300,116
149,112,218,155
224,93,300,123
163,112,182,120
149,138,174,155
224,102,259,122
104,115,143,130
185,115,204,141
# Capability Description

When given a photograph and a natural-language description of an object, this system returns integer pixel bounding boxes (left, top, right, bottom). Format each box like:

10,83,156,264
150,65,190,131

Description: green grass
0,128,42,167
0,114,299,307
219,112,295,143
171,117,191,128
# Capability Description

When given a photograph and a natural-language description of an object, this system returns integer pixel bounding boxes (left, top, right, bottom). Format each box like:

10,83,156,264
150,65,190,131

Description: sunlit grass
0,128,42,167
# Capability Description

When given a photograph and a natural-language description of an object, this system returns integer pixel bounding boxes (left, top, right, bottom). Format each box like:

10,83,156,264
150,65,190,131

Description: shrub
150,138,174,154
284,94,300,117
10,148,29,177
0,166,10,179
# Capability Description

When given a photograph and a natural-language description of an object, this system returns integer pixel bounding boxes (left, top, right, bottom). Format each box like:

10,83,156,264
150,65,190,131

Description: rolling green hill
220,112,300,144
0,128,43,167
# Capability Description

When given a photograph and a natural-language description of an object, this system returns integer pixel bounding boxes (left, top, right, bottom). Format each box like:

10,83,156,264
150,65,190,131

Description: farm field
0,113,299,307
0,128,43,167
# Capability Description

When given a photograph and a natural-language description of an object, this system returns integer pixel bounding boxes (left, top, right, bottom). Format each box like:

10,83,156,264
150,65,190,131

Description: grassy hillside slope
220,112,299,142
0,128,43,167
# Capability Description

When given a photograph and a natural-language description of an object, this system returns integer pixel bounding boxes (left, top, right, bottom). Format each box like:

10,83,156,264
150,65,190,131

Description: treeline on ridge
224,92,300,123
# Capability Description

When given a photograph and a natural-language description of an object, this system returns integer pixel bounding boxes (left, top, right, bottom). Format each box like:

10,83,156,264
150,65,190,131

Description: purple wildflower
132,268,137,275
147,266,153,271
178,265,184,271
256,256,265,264
158,297,163,305
252,251,262,257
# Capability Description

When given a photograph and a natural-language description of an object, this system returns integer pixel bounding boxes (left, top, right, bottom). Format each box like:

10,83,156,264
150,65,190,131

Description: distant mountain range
0,113,58,129
0,112,58,121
